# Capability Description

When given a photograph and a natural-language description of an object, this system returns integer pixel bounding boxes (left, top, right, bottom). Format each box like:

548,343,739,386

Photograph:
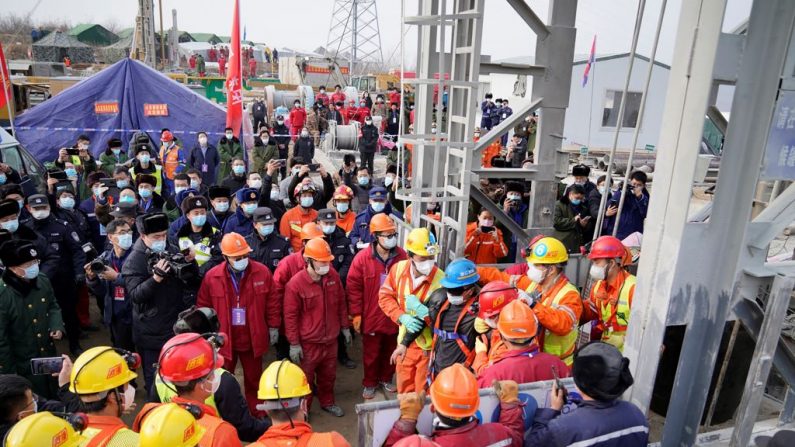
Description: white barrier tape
4,126,400,140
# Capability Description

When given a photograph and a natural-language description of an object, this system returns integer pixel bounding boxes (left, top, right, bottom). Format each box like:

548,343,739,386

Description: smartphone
30,357,64,375
308,163,321,172
66,148,80,156
50,170,68,181
551,365,569,402
274,159,286,167
609,199,619,208
99,178,116,188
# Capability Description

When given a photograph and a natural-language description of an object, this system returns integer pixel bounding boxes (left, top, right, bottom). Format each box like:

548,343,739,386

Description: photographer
500,182,529,262
123,213,198,398
464,209,508,264
86,219,135,353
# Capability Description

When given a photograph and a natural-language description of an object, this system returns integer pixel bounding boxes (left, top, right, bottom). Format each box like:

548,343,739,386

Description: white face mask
414,259,435,276
201,371,222,394
31,210,50,220
526,264,546,284
589,262,608,281
479,219,494,227
122,384,136,412
198,137,208,145
249,179,263,189
447,293,464,306
314,264,330,275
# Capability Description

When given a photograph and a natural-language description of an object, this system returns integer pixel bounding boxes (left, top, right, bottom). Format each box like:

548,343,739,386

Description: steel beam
473,97,542,157
505,0,550,38
479,62,545,77
471,187,531,244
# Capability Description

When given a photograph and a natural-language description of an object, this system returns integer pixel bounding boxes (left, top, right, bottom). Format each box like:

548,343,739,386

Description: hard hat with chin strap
526,237,568,264
257,360,312,410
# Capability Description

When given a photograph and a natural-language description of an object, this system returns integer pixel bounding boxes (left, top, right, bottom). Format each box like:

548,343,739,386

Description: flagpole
0,45,15,134
586,36,596,149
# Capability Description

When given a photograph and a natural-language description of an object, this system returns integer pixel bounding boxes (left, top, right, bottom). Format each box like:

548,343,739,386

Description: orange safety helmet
303,238,334,262
158,333,223,382
299,222,324,241
497,300,538,340
478,281,518,319
220,232,252,257
369,213,397,234
333,185,354,201
429,364,479,419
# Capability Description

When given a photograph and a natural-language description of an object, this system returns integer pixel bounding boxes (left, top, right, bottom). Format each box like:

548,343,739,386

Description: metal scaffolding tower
326,0,385,79
132,0,157,67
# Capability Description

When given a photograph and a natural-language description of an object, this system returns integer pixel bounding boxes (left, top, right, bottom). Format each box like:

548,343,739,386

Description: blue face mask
59,197,75,210
138,188,152,199
233,165,246,176
242,203,257,215
258,224,275,237
117,179,129,189
190,214,207,227
231,257,249,272
358,177,369,186
138,154,151,164
214,202,230,213
174,187,187,196
117,233,133,250
119,195,135,204
570,198,582,206
0,173,6,185
65,168,77,178
336,202,349,213
1,219,19,233
300,196,314,208
22,263,39,280
370,201,386,213
190,180,200,190
112,148,121,156
149,239,167,253
16,200,23,210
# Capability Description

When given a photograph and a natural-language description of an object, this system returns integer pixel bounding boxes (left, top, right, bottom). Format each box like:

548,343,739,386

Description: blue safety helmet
440,258,480,289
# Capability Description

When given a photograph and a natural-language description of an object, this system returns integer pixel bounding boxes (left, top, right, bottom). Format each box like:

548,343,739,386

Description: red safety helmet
158,333,223,382
333,185,354,201
588,236,627,260
478,281,518,319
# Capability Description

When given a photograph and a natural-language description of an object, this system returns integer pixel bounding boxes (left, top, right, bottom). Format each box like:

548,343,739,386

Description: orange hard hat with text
429,364,479,419
303,238,334,262
497,300,539,340
300,222,324,241
369,213,397,234
220,232,252,257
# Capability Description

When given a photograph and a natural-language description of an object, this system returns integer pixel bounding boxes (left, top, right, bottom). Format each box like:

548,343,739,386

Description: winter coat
216,137,243,183
188,144,220,187
87,248,132,326
222,207,254,236
293,136,315,162
283,269,348,345
476,346,569,387
289,107,307,130
526,399,649,446
360,124,379,152
349,203,401,247
347,244,407,334
99,151,130,176
604,188,649,240
197,260,279,359
221,174,247,195
552,199,591,253
251,141,278,175
464,222,508,264
244,231,292,272
324,227,355,286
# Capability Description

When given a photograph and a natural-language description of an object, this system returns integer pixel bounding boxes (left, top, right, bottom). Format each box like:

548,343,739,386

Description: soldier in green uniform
0,239,65,398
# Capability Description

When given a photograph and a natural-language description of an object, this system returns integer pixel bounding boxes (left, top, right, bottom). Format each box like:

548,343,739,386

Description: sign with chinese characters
762,90,795,179
645,144,655,152
143,103,169,117
94,101,119,114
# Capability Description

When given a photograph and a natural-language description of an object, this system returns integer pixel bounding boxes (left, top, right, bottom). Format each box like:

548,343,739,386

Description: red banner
225,0,243,137
0,43,12,111
94,102,119,114
143,103,169,116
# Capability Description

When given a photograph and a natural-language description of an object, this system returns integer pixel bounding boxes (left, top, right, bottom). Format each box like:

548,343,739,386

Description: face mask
117,179,129,189
202,372,221,394
496,103,503,107
370,201,385,213
122,384,136,411
314,263,330,275
365,120,373,125
570,198,582,206
59,197,75,210
225,133,234,139
336,202,349,214
385,176,394,187
358,177,369,186
320,89,325,94
231,257,249,271
31,210,50,220
589,262,609,281
575,180,586,186
93,186,103,198
301,131,309,137
294,103,301,108
479,219,494,228
258,224,274,236
174,186,187,195
261,137,269,144
149,239,167,253
65,168,77,178
117,233,133,250
507,194,521,202
431,128,437,134
526,264,546,284
292,167,301,176
0,219,18,233
198,137,208,145
190,180,200,189
447,293,464,306
120,195,135,204
242,203,257,215
138,154,150,164
270,190,280,200
22,263,39,279
111,148,121,156
214,202,230,213
380,234,398,249
190,214,207,227
16,200,23,210
138,188,152,199
484,316,498,329
278,119,285,125
233,165,246,176
250,180,263,189
414,259,435,275
0,173,6,185
300,196,314,208
321,224,336,235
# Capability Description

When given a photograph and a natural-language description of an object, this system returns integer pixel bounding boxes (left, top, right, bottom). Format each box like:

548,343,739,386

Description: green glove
405,295,429,320
399,314,424,334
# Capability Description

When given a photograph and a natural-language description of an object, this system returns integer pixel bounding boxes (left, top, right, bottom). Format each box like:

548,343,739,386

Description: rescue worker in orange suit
68,347,141,445
273,223,325,360
476,300,569,387
289,100,306,141
279,182,319,252
347,214,408,399
582,236,636,352
197,232,279,416
159,130,187,195
248,360,351,447
395,259,481,382
476,128,503,168
477,237,583,366
471,281,518,375
384,364,524,447
333,185,356,235
283,238,350,417
378,228,445,393
464,209,508,264
133,333,243,447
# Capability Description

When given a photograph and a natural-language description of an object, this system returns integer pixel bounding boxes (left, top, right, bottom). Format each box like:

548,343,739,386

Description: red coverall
248,58,257,78
289,107,307,140
347,245,408,388
464,222,508,264
476,345,570,387
355,106,371,125
384,403,524,447
197,260,279,416
284,268,349,408
273,250,311,353
218,56,227,77
331,91,347,105
389,91,401,105
316,92,330,106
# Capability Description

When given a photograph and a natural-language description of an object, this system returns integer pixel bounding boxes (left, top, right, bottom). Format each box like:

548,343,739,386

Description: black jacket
221,174,248,195
272,124,291,151
215,370,271,441
360,124,379,152
23,215,85,282
259,174,286,223
245,231,292,272
294,136,315,162
87,248,131,326
287,172,334,210
122,239,197,350
11,223,60,281
324,227,354,286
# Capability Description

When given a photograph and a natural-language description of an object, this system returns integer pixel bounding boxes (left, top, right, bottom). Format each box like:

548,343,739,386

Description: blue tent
15,58,227,163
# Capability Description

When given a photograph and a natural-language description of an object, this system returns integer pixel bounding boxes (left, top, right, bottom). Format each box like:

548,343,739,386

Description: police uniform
172,196,223,275
245,207,292,273
108,202,140,244
207,186,232,231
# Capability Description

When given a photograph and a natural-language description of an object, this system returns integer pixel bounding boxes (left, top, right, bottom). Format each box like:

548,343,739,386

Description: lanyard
141,198,151,212
229,270,244,306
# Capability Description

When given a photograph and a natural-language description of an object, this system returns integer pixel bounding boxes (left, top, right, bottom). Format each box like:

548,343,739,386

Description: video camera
147,250,199,284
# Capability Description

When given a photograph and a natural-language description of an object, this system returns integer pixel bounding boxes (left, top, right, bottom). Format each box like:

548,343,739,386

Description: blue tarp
15,58,227,163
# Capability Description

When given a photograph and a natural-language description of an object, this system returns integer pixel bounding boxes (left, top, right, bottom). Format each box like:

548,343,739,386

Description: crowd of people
0,84,652,446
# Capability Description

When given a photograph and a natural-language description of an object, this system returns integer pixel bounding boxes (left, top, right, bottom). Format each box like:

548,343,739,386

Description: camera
89,257,106,274
148,251,199,284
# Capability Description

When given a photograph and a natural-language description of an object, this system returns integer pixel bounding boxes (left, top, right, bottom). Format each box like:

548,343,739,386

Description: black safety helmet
173,306,220,334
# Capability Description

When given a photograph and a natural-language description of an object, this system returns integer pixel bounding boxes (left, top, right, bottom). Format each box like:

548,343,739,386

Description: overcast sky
7,0,751,66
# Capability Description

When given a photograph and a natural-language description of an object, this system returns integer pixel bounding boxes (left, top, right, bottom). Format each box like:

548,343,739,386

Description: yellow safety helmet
405,227,439,257
257,360,311,405
525,237,568,264
138,403,205,447
4,412,85,447
69,347,139,395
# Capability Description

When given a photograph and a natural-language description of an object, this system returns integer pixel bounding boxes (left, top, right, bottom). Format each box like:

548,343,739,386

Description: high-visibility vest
392,260,444,351
159,143,185,180
130,165,164,195
528,281,580,366
154,368,220,411
82,425,131,447
595,274,636,352
178,229,218,266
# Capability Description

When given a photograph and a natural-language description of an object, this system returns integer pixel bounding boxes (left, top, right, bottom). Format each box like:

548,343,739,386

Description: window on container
602,90,643,128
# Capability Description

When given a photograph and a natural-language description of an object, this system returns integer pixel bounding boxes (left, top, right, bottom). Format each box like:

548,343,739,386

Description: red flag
582,35,596,87
225,0,243,136
0,43,13,110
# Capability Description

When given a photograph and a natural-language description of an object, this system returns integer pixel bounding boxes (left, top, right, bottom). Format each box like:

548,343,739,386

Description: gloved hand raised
493,379,519,404
398,313,424,334
289,345,303,364
405,294,429,320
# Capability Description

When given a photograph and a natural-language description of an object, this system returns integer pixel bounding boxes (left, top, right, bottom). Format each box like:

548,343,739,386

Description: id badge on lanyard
230,271,246,326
